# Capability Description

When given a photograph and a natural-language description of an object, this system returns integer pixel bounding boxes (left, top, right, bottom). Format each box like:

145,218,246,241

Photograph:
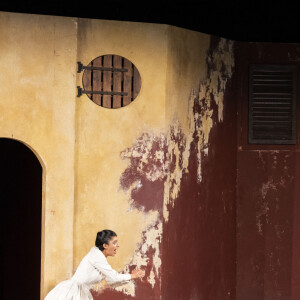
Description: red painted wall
161,37,237,300
235,42,300,300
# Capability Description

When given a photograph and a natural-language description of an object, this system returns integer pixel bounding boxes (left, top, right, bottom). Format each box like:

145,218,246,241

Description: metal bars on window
77,55,141,109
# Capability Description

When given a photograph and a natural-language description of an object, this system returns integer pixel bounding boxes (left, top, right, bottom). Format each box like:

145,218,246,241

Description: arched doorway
0,138,42,300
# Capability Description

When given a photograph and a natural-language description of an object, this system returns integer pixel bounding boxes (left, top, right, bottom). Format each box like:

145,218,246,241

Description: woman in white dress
44,230,145,300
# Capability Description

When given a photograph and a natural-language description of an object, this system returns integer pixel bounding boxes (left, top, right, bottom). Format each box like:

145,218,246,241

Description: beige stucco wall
74,18,168,282
0,10,230,299
165,25,210,128
0,12,78,298
0,11,170,298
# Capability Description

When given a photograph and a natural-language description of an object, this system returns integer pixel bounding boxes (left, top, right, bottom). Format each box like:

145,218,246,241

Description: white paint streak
194,38,234,182
261,179,277,199
256,178,278,234
148,270,156,288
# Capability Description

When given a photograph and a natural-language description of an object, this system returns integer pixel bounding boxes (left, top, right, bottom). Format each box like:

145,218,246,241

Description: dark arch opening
0,138,42,300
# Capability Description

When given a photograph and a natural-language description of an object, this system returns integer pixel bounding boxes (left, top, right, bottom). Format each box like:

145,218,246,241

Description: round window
81,55,141,109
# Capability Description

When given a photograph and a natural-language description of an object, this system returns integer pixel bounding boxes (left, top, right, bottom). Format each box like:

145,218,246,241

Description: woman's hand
130,268,145,279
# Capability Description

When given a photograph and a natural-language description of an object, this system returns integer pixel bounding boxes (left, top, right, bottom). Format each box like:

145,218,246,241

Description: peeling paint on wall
117,133,166,297
113,37,235,297
90,35,235,299
194,38,234,181
118,220,162,295
164,38,235,221
162,36,237,300
120,132,167,213
0,10,239,300
163,120,188,221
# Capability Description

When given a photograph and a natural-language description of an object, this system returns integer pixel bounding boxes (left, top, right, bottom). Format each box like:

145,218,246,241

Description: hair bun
95,229,117,251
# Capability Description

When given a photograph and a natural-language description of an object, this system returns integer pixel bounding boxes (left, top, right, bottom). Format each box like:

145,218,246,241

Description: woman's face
103,236,119,257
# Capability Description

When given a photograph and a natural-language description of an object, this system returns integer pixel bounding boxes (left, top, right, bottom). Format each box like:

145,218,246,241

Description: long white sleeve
88,247,131,284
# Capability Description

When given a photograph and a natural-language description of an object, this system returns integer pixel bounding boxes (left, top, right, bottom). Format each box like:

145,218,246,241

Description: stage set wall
0,11,236,299
235,42,300,300
0,10,299,300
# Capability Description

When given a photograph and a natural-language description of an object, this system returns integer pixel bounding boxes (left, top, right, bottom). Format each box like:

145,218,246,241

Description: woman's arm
89,248,145,284
93,258,131,284
89,252,144,284
95,261,145,284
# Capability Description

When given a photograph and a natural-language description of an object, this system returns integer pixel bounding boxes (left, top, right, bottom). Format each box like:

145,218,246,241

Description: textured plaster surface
164,37,235,221
90,28,236,299
0,10,237,300
162,36,236,299
76,19,168,299
0,12,77,298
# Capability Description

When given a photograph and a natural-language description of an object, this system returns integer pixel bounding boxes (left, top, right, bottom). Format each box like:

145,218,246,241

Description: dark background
0,0,300,43
0,138,42,300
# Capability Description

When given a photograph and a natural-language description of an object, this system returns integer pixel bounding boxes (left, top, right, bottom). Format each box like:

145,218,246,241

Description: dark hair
95,230,117,251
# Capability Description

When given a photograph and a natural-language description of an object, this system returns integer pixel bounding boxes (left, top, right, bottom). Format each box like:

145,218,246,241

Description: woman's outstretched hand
130,268,145,279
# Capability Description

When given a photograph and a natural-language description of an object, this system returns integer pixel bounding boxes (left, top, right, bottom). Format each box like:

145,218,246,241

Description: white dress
44,247,131,300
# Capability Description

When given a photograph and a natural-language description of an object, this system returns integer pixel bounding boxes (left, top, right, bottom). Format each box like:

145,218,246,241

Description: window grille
77,55,141,109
